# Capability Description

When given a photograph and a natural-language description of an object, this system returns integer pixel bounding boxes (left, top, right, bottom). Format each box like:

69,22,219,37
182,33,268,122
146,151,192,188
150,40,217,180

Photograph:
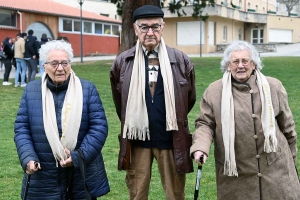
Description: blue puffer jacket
14,77,110,199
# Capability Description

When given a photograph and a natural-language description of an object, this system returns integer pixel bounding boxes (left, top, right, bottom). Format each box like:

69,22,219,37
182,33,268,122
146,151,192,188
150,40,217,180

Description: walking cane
194,156,203,200
23,173,31,200
23,162,38,200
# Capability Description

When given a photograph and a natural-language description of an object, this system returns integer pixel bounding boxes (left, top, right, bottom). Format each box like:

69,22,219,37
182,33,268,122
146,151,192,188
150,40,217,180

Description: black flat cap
133,5,164,22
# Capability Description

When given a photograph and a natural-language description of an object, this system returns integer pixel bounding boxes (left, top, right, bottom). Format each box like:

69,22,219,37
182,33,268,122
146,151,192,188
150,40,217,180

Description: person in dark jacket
38,33,48,77
2,37,14,85
15,40,110,199
110,5,196,200
24,29,37,82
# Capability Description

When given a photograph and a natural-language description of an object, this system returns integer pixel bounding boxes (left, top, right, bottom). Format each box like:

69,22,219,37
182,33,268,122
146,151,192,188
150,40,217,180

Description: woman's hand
193,151,208,165
26,161,41,174
60,148,73,168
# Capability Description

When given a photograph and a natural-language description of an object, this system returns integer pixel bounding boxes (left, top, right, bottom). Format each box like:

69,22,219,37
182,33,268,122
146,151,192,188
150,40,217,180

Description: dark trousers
3,59,12,82
26,58,37,82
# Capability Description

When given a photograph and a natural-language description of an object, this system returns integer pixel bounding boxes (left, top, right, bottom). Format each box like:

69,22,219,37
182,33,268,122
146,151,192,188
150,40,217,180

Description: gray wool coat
190,73,300,200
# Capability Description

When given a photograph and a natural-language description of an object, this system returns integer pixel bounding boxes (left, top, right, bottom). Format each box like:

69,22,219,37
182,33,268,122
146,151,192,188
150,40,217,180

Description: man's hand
60,148,73,168
193,151,207,165
32,55,36,59
26,161,40,174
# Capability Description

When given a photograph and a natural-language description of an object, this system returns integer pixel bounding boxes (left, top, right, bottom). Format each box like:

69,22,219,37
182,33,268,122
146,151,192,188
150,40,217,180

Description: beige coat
191,74,300,200
14,37,25,59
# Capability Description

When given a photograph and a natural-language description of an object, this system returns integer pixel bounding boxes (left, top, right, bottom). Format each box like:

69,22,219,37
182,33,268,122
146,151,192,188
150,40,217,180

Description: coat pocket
266,140,288,166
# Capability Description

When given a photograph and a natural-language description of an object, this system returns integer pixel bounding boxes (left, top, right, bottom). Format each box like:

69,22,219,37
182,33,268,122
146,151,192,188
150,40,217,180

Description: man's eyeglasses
45,60,71,68
230,59,252,66
135,23,162,33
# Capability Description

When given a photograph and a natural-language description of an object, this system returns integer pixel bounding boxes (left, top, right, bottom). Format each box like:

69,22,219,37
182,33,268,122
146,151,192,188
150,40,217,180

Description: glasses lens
50,61,59,68
140,26,149,33
242,59,250,65
61,61,69,67
152,25,160,32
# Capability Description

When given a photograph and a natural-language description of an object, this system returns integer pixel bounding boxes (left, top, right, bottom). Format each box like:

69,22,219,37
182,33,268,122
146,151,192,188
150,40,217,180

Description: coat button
253,135,258,139
249,89,254,94
251,114,256,118
257,173,262,177
256,155,260,159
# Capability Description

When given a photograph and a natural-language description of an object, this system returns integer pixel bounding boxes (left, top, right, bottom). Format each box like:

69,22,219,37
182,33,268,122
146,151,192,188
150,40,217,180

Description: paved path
1,43,299,80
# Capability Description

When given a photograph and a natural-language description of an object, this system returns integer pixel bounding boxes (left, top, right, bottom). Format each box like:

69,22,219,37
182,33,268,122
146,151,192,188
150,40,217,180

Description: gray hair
39,40,73,63
220,40,263,72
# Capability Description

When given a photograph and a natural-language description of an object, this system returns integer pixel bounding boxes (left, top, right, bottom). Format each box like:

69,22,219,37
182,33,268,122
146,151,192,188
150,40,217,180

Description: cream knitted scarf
221,69,277,176
122,37,178,140
42,70,83,163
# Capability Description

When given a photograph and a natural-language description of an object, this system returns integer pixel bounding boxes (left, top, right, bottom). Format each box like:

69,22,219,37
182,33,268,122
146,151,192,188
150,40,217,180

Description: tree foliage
279,0,300,16
111,0,217,52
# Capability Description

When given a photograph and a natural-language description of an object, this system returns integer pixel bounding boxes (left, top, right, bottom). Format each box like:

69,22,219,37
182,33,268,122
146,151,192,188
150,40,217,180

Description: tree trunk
119,0,160,53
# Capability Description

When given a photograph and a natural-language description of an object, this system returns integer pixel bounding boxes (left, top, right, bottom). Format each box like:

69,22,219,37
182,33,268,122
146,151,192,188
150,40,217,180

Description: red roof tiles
0,0,121,24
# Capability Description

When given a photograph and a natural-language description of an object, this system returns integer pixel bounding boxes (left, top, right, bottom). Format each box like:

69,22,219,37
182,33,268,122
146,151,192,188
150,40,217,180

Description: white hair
220,40,263,72
39,40,73,63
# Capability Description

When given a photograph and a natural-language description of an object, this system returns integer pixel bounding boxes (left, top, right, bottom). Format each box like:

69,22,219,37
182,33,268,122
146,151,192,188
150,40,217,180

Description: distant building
0,0,122,56
51,0,121,20
162,0,300,54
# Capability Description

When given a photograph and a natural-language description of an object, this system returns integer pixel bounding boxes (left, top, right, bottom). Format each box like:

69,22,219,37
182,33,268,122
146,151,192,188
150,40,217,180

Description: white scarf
42,70,83,163
221,69,277,176
122,37,178,140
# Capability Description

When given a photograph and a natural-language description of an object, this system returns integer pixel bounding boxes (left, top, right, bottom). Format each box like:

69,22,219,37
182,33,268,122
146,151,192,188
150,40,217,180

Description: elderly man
110,5,196,200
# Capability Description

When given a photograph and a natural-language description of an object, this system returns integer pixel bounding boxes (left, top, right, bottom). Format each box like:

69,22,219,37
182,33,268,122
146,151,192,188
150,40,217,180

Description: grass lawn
0,57,299,199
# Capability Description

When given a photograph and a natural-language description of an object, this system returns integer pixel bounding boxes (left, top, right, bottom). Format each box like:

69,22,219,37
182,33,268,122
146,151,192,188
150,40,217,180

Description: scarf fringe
123,124,150,141
224,160,238,177
166,116,178,131
264,135,278,153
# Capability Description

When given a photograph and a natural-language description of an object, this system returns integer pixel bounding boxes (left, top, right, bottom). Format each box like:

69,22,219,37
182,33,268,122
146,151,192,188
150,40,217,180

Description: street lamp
77,0,84,63
199,7,204,57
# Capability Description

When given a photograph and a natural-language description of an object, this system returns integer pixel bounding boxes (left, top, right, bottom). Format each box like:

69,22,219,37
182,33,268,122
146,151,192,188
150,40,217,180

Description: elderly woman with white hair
14,40,110,199
191,40,300,199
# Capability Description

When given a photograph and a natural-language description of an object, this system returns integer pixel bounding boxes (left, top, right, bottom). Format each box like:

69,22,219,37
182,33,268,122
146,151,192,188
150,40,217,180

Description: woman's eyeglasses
45,60,71,68
230,59,252,66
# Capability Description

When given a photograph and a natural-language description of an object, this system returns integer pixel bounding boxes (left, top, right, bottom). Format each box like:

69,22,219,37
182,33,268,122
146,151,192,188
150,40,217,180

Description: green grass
0,57,299,199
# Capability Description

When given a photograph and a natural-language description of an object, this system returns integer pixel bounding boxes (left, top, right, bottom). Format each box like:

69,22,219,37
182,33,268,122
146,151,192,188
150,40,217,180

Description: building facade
162,0,300,54
51,0,121,20
0,0,121,56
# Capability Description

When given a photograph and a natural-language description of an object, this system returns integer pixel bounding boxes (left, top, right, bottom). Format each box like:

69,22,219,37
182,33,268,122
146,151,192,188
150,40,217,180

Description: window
59,18,120,37
104,24,111,34
74,21,81,32
112,25,119,36
63,19,72,31
84,22,92,33
0,9,17,27
95,23,103,34
252,29,264,43
223,25,227,41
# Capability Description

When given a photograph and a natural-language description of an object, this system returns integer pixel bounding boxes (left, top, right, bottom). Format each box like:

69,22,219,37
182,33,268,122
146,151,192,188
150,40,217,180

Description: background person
14,33,27,87
2,37,14,85
14,40,110,199
38,33,48,77
191,40,300,199
24,29,37,82
110,5,196,200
